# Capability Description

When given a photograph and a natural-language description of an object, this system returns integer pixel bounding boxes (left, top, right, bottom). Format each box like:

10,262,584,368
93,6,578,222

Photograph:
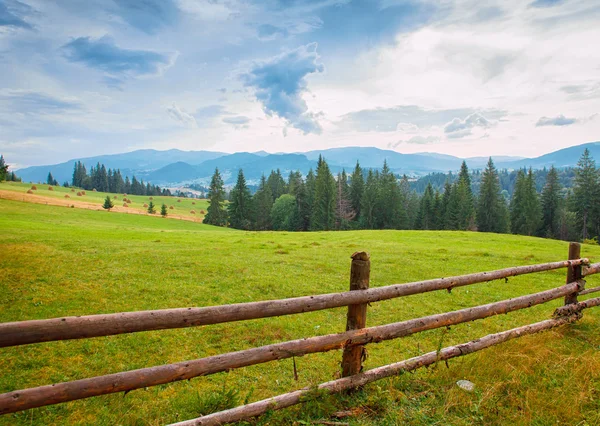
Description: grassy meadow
0,181,209,221
1,198,600,425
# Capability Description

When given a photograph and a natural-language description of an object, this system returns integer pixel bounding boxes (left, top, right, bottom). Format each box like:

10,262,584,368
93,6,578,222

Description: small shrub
583,237,599,245
31,185,37,190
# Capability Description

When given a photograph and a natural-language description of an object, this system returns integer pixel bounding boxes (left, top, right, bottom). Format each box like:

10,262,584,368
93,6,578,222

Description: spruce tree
291,177,311,231
510,170,527,234
147,201,156,214
253,175,273,230
360,170,378,229
228,169,253,230
161,203,168,217
349,161,364,221
440,180,453,229
571,149,599,240
378,160,407,229
455,161,475,230
267,169,287,200
540,166,562,238
203,168,228,227
335,171,355,229
416,183,436,230
311,156,336,231
477,158,509,233
102,195,114,210
0,155,8,181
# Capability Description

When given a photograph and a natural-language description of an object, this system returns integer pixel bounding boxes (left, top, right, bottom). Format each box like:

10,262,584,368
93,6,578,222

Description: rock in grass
456,380,475,392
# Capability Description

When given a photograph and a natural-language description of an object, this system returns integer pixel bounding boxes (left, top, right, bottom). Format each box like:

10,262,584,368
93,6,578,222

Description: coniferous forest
204,149,600,242
69,161,171,196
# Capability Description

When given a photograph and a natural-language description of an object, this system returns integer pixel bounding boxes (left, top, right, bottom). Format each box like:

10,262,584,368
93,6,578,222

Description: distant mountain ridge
15,141,600,187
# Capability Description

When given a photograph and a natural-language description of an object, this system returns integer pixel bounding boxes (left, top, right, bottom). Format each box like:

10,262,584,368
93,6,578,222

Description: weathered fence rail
1,242,600,425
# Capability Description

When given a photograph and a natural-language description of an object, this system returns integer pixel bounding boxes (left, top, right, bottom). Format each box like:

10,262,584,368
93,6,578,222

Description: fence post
565,242,582,305
341,251,370,378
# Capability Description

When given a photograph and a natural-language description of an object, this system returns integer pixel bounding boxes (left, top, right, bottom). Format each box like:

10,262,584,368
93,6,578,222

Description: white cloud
166,103,197,128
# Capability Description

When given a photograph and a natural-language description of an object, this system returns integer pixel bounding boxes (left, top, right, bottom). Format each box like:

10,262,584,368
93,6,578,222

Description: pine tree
0,155,8,181
540,166,562,238
147,201,156,214
102,195,114,210
310,156,336,231
571,149,599,240
228,169,253,230
477,158,509,233
253,175,273,230
161,203,168,217
349,161,364,222
203,168,228,227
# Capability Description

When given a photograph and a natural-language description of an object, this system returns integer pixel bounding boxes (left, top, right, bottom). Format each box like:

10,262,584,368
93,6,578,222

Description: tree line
69,161,171,196
203,149,600,242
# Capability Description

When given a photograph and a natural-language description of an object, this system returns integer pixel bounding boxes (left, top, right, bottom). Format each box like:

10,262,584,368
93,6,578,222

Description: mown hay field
1,198,600,425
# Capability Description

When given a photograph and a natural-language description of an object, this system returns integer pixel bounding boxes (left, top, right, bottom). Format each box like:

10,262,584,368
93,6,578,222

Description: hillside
1,199,600,425
14,141,600,187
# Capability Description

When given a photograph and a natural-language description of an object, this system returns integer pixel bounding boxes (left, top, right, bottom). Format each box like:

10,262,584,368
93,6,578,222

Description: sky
0,0,599,169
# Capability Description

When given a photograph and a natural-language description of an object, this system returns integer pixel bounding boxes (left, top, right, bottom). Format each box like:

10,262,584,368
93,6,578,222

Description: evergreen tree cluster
71,161,171,196
0,155,20,182
202,150,600,242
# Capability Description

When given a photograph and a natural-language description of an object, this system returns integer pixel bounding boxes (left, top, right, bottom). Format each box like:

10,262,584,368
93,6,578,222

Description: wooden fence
1,242,600,425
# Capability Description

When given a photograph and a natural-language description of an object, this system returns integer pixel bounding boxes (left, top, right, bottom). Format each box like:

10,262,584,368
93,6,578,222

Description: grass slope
1,199,600,425
0,181,209,221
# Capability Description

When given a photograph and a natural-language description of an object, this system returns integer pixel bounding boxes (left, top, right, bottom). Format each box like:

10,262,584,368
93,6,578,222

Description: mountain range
16,142,600,187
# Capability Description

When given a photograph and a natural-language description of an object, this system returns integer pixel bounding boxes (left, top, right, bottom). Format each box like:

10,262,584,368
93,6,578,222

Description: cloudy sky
1,0,599,168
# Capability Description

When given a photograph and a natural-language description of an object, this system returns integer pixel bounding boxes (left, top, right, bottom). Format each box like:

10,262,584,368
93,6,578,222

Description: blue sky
1,0,599,168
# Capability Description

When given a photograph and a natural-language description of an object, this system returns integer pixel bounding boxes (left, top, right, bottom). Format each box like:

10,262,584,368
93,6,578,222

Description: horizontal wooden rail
171,315,579,426
0,281,580,415
0,259,588,348
579,286,600,296
554,296,600,316
583,262,600,276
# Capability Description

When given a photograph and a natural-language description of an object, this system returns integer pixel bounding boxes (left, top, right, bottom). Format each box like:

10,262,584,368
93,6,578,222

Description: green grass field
0,181,209,220
1,198,600,425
